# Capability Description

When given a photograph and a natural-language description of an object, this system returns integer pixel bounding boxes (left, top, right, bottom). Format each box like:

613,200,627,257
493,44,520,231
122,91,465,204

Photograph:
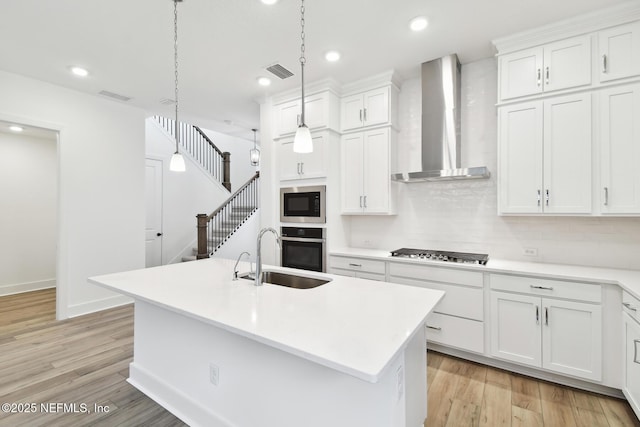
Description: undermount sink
239,271,331,289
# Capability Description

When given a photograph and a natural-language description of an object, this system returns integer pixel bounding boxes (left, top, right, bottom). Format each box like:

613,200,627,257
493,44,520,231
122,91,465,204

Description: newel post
222,152,231,191
196,214,209,260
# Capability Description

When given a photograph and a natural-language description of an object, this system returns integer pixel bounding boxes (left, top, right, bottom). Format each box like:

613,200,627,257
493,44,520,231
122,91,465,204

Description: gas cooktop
390,248,489,265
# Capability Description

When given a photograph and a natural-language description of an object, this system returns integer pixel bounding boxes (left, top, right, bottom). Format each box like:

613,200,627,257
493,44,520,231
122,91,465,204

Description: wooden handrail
194,126,224,157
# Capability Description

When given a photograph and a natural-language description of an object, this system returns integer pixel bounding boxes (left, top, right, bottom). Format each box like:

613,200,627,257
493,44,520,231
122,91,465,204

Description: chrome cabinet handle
426,325,442,331
545,307,549,326
363,108,368,122
537,68,541,86
635,339,640,364
623,302,638,312
359,196,363,208
300,162,304,175
363,195,367,208
348,263,362,267
537,189,541,207
604,187,609,206
545,189,550,207
545,66,550,85
359,109,363,122
602,54,608,73
531,285,554,291
297,162,302,174
536,306,539,325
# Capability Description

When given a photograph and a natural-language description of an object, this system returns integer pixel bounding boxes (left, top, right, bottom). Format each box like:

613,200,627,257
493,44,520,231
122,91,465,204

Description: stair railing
197,172,260,259
154,115,231,191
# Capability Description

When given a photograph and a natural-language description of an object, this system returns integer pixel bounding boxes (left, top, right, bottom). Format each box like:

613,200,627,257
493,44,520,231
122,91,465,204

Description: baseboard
0,278,55,297
128,363,234,427
427,343,625,399
66,294,133,318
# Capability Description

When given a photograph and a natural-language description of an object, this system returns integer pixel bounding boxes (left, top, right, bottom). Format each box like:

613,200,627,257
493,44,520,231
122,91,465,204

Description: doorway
145,158,164,267
0,120,58,314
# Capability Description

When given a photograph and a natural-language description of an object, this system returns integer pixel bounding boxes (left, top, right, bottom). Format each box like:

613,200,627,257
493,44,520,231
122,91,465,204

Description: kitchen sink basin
239,271,331,289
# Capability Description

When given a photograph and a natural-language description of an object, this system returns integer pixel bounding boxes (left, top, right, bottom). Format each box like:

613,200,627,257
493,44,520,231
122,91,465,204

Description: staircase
154,115,231,191
182,172,260,261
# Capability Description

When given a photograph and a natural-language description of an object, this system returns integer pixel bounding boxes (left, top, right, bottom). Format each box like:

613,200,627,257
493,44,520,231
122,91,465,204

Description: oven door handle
280,236,326,243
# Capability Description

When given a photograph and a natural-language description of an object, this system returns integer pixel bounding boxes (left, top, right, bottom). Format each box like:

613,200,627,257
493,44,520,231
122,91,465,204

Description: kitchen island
89,258,444,427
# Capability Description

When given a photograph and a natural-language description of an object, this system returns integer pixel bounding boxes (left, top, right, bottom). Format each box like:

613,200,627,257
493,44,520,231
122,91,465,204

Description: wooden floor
0,289,639,427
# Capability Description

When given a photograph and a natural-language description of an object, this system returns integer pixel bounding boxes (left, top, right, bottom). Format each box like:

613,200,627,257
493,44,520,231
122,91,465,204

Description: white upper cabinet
273,90,339,138
599,84,640,214
599,21,640,83
341,87,392,132
499,35,591,101
498,93,592,214
278,132,327,181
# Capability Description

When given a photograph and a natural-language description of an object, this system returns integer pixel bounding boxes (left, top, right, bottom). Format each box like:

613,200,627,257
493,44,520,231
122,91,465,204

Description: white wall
200,129,258,192
349,58,640,270
0,131,57,295
0,70,146,318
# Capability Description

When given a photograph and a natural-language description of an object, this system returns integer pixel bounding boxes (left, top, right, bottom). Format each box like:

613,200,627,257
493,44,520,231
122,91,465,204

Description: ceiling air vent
99,90,131,102
266,63,294,79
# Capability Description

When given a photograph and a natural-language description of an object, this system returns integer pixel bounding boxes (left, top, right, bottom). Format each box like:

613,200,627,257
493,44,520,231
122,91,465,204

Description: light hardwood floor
1,289,639,427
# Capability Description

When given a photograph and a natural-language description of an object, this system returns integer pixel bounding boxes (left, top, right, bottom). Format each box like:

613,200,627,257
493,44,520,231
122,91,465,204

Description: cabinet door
491,291,542,367
623,313,640,417
276,100,300,136
297,133,326,179
304,93,327,130
341,133,365,213
499,47,544,100
543,93,592,214
363,87,390,127
543,36,591,92
498,102,543,213
278,139,301,181
362,128,391,213
599,21,640,83
600,85,640,214
341,94,364,132
542,299,602,381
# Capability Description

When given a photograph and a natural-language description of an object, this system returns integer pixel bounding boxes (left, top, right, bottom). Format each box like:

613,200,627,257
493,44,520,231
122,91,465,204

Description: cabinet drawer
490,274,601,303
623,291,640,323
389,276,483,321
425,313,484,354
328,256,386,275
388,262,483,287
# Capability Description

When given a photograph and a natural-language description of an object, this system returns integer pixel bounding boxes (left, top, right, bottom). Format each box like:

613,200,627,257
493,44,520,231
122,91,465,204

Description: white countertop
89,258,444,383
330,247,640,300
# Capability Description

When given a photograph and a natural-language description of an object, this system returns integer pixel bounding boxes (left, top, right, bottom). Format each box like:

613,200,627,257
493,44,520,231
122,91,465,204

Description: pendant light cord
174,0,180,150
299,0,306,125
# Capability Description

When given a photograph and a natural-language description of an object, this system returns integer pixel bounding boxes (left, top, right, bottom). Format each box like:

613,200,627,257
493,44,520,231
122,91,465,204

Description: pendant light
292,0,313,153
250,128,260,166
169,0,186,172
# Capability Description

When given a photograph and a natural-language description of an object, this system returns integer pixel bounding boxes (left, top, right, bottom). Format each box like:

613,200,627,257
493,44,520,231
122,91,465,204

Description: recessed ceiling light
70,66,89,77
261,0,278,4
257,76,272,86
325,51,341,62
409,16,428,32
9,125,23,132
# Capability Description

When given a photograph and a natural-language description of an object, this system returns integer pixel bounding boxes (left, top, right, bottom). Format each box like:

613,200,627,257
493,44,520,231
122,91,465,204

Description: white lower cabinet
389,262,484,354
490,274,602,382
623,291,640,419
328,255,386,281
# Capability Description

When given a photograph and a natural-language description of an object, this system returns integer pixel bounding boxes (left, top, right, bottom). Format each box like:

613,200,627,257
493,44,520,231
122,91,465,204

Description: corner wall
0,70,146,318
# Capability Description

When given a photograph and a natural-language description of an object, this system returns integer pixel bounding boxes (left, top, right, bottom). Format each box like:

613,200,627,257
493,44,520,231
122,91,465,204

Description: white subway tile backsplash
349,57,640,270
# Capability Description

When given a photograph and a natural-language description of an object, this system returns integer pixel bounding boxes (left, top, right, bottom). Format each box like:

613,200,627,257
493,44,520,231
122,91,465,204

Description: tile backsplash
349,58,640,270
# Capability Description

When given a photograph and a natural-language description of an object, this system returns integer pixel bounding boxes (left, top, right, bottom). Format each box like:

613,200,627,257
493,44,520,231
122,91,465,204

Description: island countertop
89,258,444,383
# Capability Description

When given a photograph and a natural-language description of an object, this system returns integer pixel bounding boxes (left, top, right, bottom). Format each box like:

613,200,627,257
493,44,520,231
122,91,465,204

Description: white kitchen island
89,258,444,427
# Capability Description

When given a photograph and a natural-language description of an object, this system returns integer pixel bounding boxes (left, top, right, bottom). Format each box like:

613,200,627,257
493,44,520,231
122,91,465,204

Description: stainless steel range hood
391,54,490,182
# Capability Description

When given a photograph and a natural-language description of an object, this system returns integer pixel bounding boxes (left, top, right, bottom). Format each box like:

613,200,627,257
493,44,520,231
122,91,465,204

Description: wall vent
266,63,294,79
99,90,131,102
159,98,176,105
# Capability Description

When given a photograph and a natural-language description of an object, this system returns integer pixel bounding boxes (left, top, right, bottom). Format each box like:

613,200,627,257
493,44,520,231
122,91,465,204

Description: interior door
145,158,163,267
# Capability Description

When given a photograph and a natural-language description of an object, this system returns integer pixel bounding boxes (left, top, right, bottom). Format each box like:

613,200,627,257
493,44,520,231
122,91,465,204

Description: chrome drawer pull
348,263,362,267
530,285,554,291
426,325,442,331
536,306,539,325
635,339,640,364
623,302,638,312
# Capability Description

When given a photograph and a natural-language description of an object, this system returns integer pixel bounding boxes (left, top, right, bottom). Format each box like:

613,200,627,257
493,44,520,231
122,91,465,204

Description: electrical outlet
523,247,538,257
209,363,219,386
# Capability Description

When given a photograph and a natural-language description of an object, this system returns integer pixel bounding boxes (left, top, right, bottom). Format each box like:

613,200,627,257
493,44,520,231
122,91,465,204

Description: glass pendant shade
250,147,260,166
169,152,186,172
293,124,313,153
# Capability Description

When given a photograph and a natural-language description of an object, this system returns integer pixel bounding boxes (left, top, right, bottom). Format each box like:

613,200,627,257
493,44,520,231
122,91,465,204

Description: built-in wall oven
280,185,326,223
280,227,326,273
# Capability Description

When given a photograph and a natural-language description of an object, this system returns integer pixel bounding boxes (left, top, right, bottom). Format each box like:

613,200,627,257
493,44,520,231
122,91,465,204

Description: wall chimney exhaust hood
391,54,489,182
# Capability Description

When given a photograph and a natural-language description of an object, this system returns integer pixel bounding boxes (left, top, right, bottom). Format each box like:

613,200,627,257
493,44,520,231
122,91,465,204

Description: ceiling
0,0,631,140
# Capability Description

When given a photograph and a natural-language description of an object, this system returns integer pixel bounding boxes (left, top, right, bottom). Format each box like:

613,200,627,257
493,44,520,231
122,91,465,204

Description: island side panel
129,300,425,427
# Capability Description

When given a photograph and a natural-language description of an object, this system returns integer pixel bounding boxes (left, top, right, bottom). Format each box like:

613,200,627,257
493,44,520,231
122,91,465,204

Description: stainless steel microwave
280,185,326,223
